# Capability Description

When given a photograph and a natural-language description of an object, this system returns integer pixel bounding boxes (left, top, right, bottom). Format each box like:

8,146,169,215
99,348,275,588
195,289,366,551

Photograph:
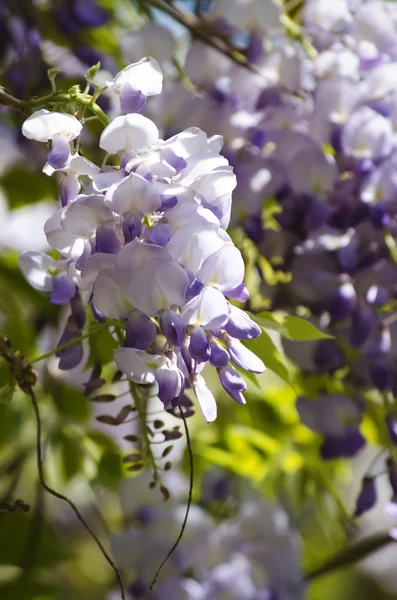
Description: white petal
128,258,189,316
22,109,82,142
19,251,57,291
105,171,161,215
181,286,229,330
114,347,164,384
192,375,217,422
198,243,244,291
44,209,87,258
116,239,172,276
99,113,159,154
167,224,229,273
109,57,163,97
61,194,113,236
92,269,131,320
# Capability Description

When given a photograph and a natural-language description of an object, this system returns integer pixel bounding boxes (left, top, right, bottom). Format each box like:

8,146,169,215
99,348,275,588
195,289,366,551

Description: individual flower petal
218,364,247,404
159,308,186,347
99,113,159,154
198,242,244,292
181,287,230,330
209,338,229,367
224,305,261,340
226,337,266,373
105,171,161,216
92,269,131,320
189,327,211,363
119,84,147,114
47,134,71,170
128,258,189,317
19,251,58,292
50,273,76,305
155,361,184,407
190,373,217,422
126,310,157,350
114,347,164,384
22,109,82,142
108,57,163,97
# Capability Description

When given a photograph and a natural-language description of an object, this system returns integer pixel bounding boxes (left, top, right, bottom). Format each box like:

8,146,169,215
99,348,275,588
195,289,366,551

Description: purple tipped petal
126,311,157,350
189,327,211,363
224,284,249,302
185,278,204,300
209,339,229,367
55,317,83,370
47,134,71,170
60,174,80,206
354,477,377,517
119,83,147,114
161,147,187,174
71,291,86,328
50,273,76,305
146,223,172,246
218,364,247,404
224,305,261,340
155,363,183,407
95,226,121,254
226,337,265,373
159,309,186,347
160,194,178,211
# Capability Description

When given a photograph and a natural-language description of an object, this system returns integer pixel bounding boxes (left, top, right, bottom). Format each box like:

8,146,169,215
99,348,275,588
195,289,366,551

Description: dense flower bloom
108,471,304,600
19,57,264,422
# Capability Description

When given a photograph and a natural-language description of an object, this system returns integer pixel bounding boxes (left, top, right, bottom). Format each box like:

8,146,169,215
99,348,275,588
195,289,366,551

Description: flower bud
50,273,76,306
159,309,186,347
189,327,211,363
126,311,157,350
218,364,247,404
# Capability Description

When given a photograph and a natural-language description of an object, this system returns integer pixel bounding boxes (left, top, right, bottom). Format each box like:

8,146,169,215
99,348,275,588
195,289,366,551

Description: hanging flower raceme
18,56,265,422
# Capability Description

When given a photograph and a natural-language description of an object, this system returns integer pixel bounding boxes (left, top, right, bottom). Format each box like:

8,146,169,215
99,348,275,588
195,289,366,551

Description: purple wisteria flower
19,56,265,423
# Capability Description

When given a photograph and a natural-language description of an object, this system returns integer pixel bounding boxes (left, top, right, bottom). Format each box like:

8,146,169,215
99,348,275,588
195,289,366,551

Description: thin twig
27,386,126,600
145,0,259,74
149,406,194,590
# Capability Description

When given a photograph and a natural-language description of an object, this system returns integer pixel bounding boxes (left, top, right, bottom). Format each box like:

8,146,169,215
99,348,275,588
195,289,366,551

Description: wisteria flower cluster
108,470,304,600
18,56,265,423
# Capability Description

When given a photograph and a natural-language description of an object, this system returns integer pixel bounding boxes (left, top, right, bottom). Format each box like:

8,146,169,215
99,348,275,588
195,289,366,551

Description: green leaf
249,311,289,336
251,312,332,340
87,326,118,368
245,331,296,388
284,316,333,340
